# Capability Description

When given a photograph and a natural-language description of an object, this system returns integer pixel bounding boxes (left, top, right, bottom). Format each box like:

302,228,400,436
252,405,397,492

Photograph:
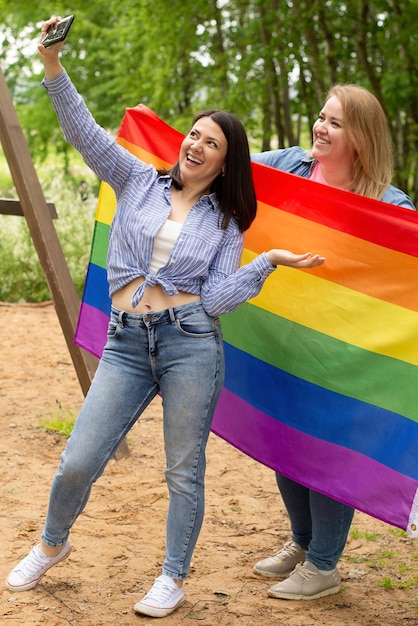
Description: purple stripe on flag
211,388,417,531
74,302,109,359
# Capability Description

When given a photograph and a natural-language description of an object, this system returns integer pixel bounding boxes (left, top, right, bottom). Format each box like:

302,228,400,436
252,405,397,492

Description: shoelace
292,563,317,581
275,542,302,560
144,579,178,603
16,548,50,577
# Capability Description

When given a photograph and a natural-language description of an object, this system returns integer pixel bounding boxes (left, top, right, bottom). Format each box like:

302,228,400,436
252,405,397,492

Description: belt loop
168,307,176,323
118,310,125,326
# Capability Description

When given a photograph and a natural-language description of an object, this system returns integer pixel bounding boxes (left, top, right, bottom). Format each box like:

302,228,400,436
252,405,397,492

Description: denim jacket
252,146,416,210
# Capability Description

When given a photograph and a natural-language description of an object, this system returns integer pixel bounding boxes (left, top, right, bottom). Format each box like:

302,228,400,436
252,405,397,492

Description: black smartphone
41,15,75,47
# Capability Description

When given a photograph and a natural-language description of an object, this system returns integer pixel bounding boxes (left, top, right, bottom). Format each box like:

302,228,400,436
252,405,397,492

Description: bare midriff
112,276,201,314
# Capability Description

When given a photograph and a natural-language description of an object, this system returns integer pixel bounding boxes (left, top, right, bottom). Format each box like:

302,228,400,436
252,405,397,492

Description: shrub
0,164,99,303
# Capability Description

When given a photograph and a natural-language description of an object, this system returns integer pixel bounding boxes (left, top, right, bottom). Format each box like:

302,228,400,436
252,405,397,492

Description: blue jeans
276,473,355,571
42,303,224,581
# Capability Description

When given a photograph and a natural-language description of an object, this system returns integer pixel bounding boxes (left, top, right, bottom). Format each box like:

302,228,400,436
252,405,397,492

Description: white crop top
149,219,182,274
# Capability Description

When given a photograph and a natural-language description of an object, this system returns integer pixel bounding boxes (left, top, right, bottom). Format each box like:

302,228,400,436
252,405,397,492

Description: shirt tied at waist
131,273,179,308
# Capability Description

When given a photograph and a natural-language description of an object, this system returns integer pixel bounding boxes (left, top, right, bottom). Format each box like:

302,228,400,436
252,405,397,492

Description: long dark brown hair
159,110,257,232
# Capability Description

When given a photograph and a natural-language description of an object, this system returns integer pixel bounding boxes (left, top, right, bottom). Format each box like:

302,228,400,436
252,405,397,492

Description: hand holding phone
41,15,75,48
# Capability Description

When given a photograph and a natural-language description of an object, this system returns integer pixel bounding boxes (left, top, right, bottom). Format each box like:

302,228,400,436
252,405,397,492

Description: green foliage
0,0,417,202
0,216,51,302
0,150,98,302
1,2,416,305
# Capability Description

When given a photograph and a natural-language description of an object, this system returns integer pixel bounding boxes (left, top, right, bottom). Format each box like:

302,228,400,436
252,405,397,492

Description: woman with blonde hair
251,83,415,601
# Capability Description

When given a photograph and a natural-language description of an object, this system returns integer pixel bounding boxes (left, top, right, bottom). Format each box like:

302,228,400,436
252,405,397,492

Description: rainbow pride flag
74,104,418,537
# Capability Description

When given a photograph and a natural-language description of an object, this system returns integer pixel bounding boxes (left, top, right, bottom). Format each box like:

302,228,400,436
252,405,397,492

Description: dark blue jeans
276,473,355,571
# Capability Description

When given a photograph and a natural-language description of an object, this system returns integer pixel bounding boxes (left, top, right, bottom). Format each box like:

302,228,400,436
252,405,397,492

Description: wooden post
0,198,57,218
0,67,130,459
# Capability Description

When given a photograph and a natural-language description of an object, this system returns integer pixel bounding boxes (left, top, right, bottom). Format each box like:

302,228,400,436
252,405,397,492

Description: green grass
0,150,99,302
350,528,379,541
40,417,75,437
347,525,418,602
39,401,134,446
389,527,409,538
40,402,76,437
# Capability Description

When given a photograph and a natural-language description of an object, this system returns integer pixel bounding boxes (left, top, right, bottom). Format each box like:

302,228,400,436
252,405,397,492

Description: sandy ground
0,302,417,626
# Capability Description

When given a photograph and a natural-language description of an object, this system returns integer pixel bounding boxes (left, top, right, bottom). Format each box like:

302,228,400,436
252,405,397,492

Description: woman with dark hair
5,17,325,619
163,108,257,232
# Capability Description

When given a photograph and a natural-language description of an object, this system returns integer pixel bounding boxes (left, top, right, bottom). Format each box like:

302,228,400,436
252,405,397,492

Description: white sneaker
134,574,186,618
6,541,71,591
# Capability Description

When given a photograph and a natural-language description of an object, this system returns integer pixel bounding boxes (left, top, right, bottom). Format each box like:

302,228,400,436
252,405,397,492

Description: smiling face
311,95,355,167
178,116,228,190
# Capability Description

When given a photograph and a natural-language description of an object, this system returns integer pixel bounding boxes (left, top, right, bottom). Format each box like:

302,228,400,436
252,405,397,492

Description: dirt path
1,302,417,625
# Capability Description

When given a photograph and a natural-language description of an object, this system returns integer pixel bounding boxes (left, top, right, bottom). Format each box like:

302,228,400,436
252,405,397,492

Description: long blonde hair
322,85,393,199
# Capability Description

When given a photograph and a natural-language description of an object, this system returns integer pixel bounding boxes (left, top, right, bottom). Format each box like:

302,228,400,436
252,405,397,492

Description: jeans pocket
106,320,121,339
175,311,219,338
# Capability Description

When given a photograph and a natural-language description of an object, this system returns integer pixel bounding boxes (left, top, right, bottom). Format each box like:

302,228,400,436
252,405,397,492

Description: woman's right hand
38,17,65,80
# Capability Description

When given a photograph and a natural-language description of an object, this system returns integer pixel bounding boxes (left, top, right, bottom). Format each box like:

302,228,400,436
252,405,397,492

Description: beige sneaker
268,561,341,600
253,541,306,578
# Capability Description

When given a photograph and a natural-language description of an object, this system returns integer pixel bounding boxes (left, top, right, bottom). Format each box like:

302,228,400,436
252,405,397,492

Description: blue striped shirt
43,71,275,317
